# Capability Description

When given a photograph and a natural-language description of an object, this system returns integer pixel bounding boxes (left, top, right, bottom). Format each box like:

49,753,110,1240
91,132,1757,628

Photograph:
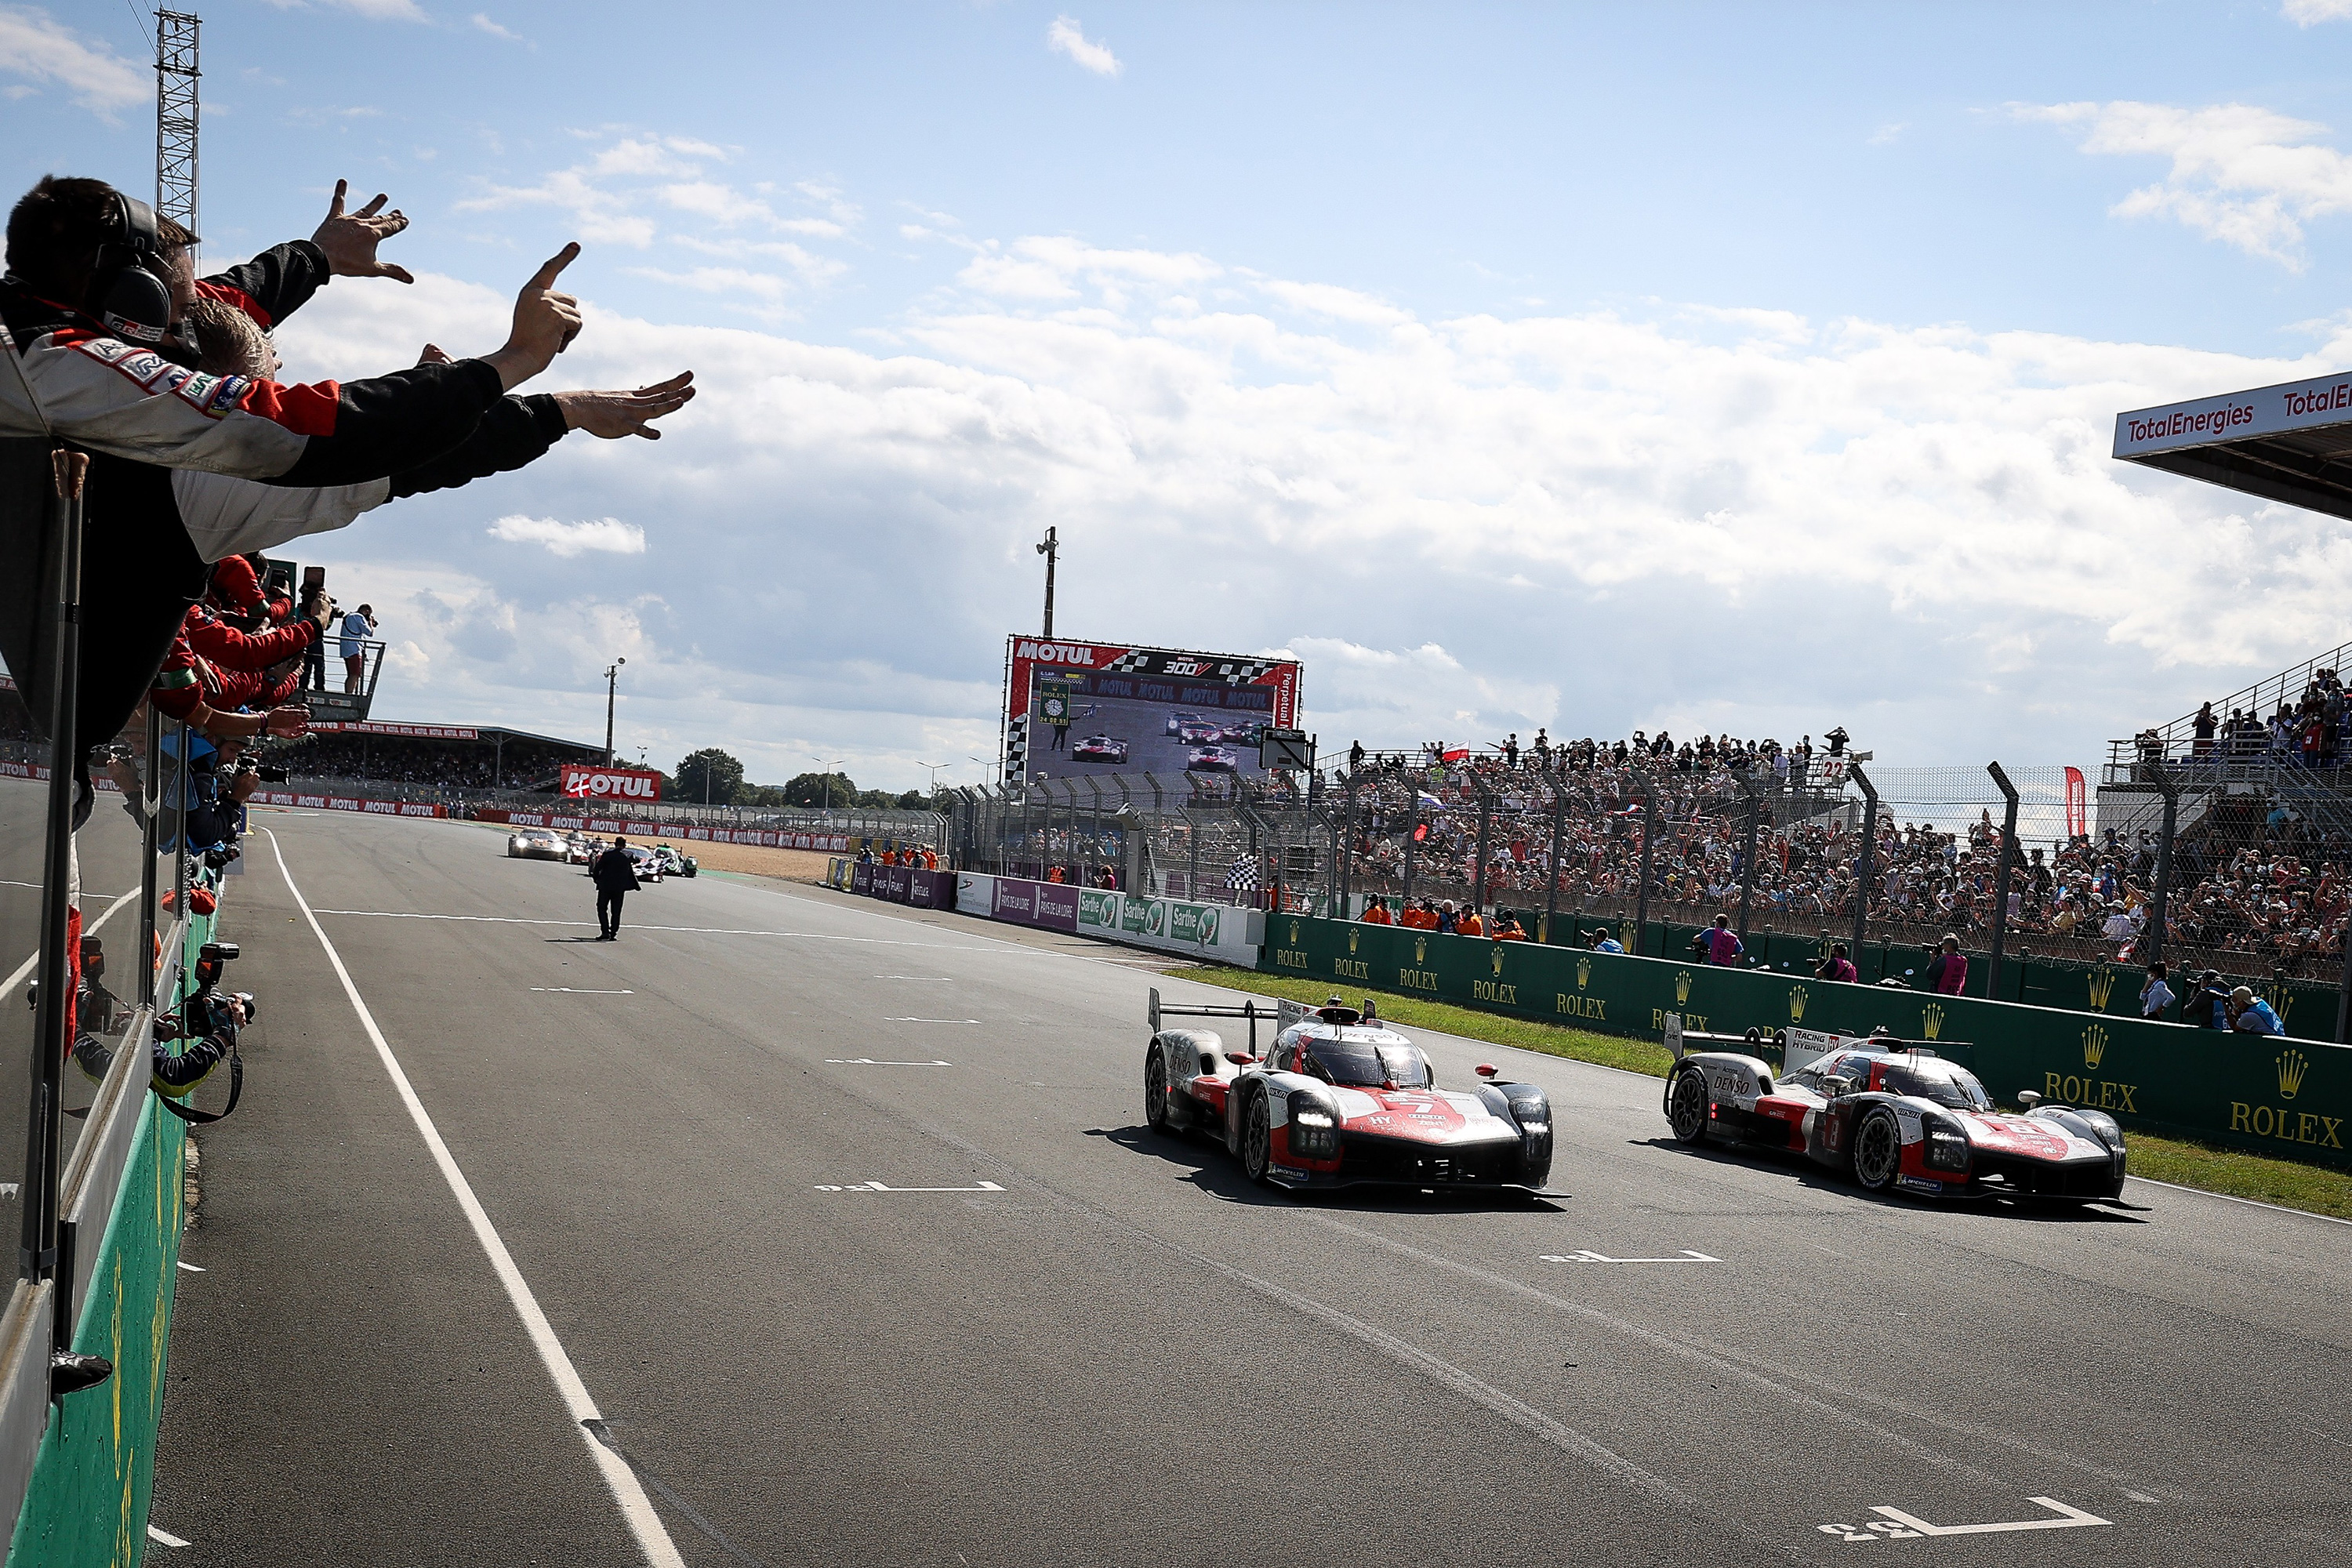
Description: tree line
668,748,928,811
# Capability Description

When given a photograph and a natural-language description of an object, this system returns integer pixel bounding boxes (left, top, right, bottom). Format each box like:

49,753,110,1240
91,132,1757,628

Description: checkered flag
1226,855,1259,893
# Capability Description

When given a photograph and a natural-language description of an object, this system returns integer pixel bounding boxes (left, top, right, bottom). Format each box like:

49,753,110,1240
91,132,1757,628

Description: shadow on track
1629,1135,2149,1222
1087,1124,1565,1214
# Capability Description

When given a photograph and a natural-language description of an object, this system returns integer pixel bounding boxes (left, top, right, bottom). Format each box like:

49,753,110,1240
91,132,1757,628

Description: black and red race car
1143,992,1555,1194
1663,1025,2127,1201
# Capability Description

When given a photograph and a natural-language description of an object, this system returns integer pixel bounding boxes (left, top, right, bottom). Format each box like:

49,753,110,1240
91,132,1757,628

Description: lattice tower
155,11,201,256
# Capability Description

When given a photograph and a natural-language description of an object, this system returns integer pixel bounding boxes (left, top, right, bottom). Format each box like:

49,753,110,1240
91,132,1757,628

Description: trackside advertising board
560,764,663,803
1002,635,1301,785
2114,369,2352,458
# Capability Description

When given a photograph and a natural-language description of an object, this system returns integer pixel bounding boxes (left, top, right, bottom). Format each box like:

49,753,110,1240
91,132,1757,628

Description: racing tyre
1666,1067,1711,1145
1143,1047,1174,1134
1852,1106,1903,1192
1241,1090,1273,1185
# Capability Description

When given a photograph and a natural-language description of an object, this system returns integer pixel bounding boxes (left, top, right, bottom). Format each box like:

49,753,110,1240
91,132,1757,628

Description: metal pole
1036,526,1058,638
1985,762,2020,1000
1401,788,1417,908
138,702,161,1010
1633,777,1655,953
1340,769,1360,916
1735,771,1761,957
1084,777,1104,886
603,659,624,764
1849,762,1878,967
2145,760,2178,973
1544,773,1566,944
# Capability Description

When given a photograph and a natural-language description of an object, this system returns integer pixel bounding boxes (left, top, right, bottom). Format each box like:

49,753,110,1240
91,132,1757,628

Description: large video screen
1004,636,1302,783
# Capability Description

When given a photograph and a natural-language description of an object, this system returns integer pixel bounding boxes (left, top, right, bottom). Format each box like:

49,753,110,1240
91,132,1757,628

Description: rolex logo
2086,967,2117,1010
1620,920,1635,951
2275,991,2295,1025
1289,920,1301,946
1348,927,1359,954
1674,970,1693,1004
1788,985,1808,1022
1414,935,1428,964
2278,1047,2309,1100
1920,1003,1943,1040
2082,1025,2108,1071
1492,945,1506,977
1577,956,1592,989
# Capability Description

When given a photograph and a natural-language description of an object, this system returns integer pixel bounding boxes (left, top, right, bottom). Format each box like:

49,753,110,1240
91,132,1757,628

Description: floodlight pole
1733,770,1762,956
1036,526,1058,639
603,657,625,763
1633,776,1656,953
1985,762,2021,999
1849,762,1878,967
1544,771,1567,944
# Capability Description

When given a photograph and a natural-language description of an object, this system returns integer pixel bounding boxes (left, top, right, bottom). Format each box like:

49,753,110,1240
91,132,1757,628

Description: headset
93,189,172,346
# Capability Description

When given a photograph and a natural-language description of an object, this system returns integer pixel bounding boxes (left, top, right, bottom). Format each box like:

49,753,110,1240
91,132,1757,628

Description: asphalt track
148,809,2352,1566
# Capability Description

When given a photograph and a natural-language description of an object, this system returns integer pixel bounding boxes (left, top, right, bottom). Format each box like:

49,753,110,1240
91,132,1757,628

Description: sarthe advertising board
1075,887,1264,966
1002,635,1301,785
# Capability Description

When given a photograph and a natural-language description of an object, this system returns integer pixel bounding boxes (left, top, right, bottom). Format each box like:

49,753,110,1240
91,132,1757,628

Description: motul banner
560,764,663,803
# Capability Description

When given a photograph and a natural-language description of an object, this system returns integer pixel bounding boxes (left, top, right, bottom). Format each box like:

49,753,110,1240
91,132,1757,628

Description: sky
11,2,2352,792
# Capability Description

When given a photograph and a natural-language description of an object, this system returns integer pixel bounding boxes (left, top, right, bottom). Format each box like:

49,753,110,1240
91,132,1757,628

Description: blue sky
12,2,2352,789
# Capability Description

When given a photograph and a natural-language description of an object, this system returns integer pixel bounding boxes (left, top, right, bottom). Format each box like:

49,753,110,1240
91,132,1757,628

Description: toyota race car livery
1145,993,1555,1193
1072,735,1131,763
1664,1025,2127,1201
1186,745,1241,772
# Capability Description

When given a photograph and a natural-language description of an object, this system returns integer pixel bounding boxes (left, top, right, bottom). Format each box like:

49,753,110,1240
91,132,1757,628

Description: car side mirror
1475,1064,1498,1079
2017,1091,2043,1111
1223,1051,1255,1066
1831,1075,1860,1097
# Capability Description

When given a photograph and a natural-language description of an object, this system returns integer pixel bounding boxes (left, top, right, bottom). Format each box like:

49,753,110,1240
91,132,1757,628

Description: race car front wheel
1241,1091,1272,1185
1666,1067,1710,1145
1852,1106,1903,1192
1144,1047,1173,1134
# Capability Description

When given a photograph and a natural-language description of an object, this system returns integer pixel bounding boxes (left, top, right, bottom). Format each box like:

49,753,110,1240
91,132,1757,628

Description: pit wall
1265,915,2348,1168
1447,904,2350,1045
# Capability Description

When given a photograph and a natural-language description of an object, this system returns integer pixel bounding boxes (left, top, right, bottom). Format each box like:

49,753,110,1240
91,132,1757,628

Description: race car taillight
1287,1091,1340,1159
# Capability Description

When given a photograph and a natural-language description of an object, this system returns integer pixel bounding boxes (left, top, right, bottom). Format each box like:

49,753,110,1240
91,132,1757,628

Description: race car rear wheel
1241,1090,1272,1185
1143,1047,1173,1134
1666,1067,1711,1145
1852,1106,1903,1192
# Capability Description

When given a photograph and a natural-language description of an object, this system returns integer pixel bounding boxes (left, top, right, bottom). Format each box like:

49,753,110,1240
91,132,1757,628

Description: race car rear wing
1149,987,1279,1056
1664,1017,1965,1074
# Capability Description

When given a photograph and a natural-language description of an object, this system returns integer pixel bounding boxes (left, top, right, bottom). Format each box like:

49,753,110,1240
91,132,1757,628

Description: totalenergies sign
560,764,663,802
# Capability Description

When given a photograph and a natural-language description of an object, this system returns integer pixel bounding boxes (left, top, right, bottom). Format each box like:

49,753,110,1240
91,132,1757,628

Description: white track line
310,908,996,950
263,829,685,1568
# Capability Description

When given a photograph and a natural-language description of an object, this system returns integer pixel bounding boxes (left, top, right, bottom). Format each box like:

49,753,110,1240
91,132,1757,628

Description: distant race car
507,827,567,861
1144,994,1555,1194
1176,719,1222,745
651,844,699,878
1217,720,1267,747
1167,711,1210,736
1186,745,1240,772
564,833,594,865
1072,735,1131,764
1663,1025,2127,1201
623,844,665,884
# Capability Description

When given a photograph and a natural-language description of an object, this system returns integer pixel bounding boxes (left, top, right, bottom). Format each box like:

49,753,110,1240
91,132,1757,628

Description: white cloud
0,5,146,118
2283,0,2352,24
261,0,430,19
1046,15,1122,77
470,13,525,42
2020,99,2352,269
267,249,2352,789
488,515,648,557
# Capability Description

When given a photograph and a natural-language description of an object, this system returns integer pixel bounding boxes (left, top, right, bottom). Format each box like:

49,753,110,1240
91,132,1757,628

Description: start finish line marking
825,1058,953,1067
815,1180,1006,1193
1817,1497,2111,1542
1541,1250,1722,1265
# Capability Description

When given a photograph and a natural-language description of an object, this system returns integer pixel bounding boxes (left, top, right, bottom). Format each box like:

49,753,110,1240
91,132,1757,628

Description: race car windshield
1303,1037,1429,1088
1884,1062,1994,1111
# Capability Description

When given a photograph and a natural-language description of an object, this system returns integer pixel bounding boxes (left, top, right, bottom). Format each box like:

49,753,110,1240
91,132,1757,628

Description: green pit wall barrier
1483,908,2350,1041
1266,915,2349,1168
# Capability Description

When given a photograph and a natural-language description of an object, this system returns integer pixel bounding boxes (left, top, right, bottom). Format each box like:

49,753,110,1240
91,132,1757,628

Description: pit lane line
263,829,688,1568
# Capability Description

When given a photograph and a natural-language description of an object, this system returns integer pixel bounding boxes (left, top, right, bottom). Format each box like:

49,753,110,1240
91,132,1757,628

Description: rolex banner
1264,916,2349,1169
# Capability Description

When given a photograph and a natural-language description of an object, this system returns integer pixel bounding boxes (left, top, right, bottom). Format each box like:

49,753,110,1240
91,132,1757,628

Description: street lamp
603,657,626,763
919,760,950,793
810,755,845,813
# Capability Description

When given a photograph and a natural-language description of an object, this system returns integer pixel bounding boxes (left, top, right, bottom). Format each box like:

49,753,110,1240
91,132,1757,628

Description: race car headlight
1287,1091,1341,1160
1922,1115,1970,1172
2075,1109,2124,1152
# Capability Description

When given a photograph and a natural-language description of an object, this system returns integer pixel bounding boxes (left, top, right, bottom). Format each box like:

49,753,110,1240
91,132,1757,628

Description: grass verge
1163,963,2352,1223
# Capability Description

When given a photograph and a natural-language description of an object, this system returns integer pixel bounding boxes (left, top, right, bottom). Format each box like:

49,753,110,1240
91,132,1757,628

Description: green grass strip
1163,963,2352,1224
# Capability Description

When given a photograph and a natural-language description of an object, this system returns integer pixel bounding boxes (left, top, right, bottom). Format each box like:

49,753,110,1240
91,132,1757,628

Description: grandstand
252,719,605,797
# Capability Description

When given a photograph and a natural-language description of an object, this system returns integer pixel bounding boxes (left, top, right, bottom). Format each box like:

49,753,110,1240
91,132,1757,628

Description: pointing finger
379,263,416,285
328,178,348,219
525,241,581,290
354,192,389,218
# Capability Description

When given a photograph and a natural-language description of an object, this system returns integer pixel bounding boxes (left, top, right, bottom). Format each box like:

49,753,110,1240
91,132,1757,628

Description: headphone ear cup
99,264,173,347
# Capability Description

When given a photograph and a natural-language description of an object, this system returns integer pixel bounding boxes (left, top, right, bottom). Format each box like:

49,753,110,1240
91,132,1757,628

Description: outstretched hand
485,242,585,390
312,179,413,283
555,372,697,440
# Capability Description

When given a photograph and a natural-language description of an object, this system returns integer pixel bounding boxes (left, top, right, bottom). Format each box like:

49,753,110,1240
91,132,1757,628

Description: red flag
1441,747,1468,763
2063,766,2087,838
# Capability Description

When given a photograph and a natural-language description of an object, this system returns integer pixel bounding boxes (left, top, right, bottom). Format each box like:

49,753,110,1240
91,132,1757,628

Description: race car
1175,718,1222,745
1217,720,1267,747
1143,992,1554,1194
1186,745,1241,772
507,827,568,861
564,833,594,864
1167,711,1210,737
651,844,699,877
623,844,665,884
1072,734,1131,764
1662,1025,2126,1201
